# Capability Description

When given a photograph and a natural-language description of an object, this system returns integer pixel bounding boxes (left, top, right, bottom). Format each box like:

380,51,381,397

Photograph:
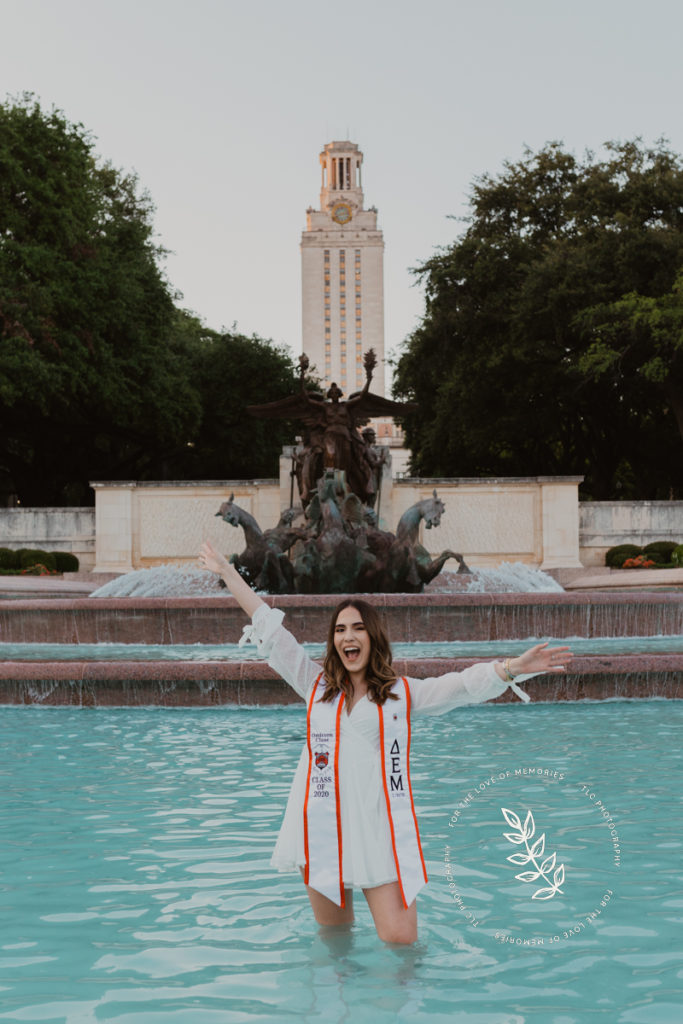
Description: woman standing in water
198,540,572,945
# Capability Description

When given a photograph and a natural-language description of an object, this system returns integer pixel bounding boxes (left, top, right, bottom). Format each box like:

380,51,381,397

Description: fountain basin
0,654,680,705
2,591,682,705
2,591,683,644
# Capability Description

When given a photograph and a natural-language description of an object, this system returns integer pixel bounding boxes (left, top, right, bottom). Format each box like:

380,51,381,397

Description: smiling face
333,605,371,678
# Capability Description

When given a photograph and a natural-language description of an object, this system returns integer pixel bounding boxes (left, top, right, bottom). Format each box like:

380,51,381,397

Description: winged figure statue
248,350,416,505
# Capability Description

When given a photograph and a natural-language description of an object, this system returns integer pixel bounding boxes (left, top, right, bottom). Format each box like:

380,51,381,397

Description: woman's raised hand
198,540,231,576
198,540,265,619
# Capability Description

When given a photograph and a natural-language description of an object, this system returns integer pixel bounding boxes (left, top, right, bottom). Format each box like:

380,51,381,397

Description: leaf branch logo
501,807,566,900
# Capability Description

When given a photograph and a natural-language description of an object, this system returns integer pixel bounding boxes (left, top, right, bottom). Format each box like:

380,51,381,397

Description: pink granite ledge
2,591,683,644
0,654,681,705
3,591,683,611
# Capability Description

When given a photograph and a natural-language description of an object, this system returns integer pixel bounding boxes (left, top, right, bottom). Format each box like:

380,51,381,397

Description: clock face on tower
331,202,352,225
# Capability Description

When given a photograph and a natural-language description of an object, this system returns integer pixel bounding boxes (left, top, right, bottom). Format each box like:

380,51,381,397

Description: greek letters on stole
303,676,428,909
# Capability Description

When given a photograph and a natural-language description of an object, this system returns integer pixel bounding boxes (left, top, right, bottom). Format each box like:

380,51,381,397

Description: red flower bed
622,555,656,569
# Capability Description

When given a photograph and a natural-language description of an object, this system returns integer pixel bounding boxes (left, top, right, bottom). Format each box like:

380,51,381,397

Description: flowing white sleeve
239,604,322,701
407,662,536,717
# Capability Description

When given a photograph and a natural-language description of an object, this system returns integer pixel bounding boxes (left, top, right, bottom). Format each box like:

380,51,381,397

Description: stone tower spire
301,141,385,396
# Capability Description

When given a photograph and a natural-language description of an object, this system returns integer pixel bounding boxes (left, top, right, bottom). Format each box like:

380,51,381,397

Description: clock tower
301,141,385,396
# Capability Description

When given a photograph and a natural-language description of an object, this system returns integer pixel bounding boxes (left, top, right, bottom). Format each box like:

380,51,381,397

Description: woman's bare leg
300,869,354,926
363,882,417,944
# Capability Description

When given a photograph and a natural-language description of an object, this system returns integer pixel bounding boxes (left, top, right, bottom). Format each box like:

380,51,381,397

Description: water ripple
0,703,680,1022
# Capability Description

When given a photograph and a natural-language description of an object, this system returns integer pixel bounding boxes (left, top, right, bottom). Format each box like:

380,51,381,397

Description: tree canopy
168,316,303,481
0,96,300,504
393,140,683,499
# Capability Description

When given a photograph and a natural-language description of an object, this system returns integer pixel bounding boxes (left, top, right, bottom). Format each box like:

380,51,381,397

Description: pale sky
3,0,683,390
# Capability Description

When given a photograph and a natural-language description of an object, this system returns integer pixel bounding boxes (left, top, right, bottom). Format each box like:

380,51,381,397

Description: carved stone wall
12,485,678,576
91,481,280,573
392,478,582,569
91,476,583,573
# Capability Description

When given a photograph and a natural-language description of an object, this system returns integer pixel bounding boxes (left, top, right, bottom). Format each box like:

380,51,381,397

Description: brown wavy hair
321,599,399,707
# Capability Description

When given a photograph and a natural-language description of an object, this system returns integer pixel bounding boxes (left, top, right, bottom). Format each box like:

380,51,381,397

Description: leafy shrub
605,544,642,568
642,541,680,563
17,549,57,572
672,545,683,567
53,551,79,572
0,547,20,570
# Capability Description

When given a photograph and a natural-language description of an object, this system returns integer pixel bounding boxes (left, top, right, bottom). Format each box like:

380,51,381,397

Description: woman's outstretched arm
199,540,321,700
198,540,265,618
410,642,574,715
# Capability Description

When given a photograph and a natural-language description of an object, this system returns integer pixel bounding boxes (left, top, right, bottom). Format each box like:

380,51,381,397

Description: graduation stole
303,675,428,909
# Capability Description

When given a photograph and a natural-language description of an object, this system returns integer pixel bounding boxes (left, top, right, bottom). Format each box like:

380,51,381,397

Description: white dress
244,604,534,891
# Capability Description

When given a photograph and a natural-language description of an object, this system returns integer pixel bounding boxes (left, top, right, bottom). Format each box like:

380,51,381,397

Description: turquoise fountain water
1,635,683,661
1,701,680,1023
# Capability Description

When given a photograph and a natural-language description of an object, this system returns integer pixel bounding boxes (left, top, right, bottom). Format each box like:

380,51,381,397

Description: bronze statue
217,348,470,593
248,350,413,507
217,482,469,595
359,426,388,511
216,497,305,594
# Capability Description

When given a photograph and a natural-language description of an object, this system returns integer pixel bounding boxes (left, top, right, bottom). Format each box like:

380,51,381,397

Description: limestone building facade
301,141,385,396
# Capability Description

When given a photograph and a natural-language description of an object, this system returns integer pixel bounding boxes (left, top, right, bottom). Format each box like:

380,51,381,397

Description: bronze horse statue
216,485,468,595
389,490,470,592
216,496,305,594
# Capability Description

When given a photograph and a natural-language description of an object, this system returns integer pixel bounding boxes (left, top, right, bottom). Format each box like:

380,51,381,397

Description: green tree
167,318,304,481
394,140,683,498
577,271,683,444
0,94,200,504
